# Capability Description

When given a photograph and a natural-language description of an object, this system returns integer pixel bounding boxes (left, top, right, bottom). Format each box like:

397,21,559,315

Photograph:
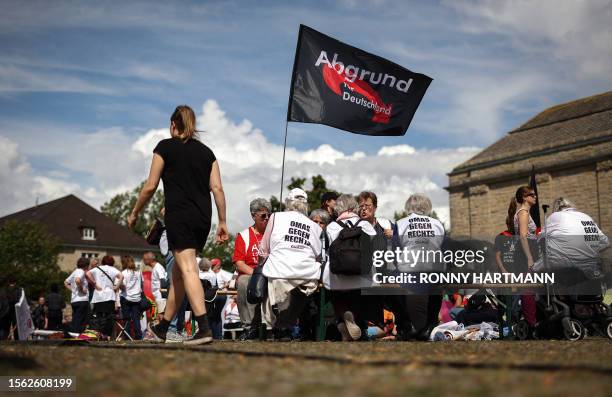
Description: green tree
200,225,235,272
101,181,164,237
271,174,339,214
0,221,67,300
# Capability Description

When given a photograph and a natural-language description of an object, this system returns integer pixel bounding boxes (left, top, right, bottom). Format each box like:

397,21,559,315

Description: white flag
15,289,34,340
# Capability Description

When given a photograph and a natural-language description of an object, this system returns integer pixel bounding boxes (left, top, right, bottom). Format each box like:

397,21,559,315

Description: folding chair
222,322,243,340
114,313,133,341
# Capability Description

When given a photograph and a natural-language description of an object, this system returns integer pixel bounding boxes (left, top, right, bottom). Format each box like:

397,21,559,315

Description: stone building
447,91,612,240
0,194,153,272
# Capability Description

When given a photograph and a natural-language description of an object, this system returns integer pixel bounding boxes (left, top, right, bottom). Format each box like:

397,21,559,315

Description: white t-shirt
199,269,218,287
322,214,377,290
395,213,445,272
151,262,167,301
121,270,142,302
90,265,121,304
535,208,609,273
260,211,322,280
214,269,233,289
65,268,89,303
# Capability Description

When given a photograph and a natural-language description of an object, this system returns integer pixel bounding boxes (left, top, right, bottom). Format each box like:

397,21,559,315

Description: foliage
271,174,340,214
0,221,68,300
393,210,407,221
101,181,165,237
200,225,235,272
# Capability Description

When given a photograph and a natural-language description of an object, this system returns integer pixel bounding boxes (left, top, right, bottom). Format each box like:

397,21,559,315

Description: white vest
262,212,322,280
535,208,609,275
395,213,445,272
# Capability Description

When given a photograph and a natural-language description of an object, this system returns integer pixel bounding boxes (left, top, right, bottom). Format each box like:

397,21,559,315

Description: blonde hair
171,105,198,141
121,255,136,271
404,193,433,217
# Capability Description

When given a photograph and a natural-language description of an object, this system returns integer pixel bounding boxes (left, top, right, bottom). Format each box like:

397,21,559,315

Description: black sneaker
238,327,258,341
274,328,294,342
183,329,213,346
147,323,167,343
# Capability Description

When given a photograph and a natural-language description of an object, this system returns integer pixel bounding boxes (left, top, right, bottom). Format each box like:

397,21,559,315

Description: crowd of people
1,104,608,343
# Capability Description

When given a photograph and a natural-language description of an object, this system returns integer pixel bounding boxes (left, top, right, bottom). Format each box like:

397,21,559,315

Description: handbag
246,262,267,304
145,217,165,246
138,275,152,313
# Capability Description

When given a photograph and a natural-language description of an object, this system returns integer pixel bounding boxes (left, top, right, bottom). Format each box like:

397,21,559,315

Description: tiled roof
0,194,151,250
450,91,612,174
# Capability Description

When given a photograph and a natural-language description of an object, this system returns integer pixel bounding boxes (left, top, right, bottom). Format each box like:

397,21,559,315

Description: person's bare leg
162,263,186,322
172,248,206,316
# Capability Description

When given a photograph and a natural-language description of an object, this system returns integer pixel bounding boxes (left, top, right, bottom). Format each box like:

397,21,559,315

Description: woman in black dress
129,105,228,345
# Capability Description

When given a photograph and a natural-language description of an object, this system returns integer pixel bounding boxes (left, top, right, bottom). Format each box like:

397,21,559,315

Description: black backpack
328,219,373,276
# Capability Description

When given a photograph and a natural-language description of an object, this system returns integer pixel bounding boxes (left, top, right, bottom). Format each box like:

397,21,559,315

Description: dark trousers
329,290,384,331
120,298,142,340
71,301,89,333
385,294,443,336
92,301,115,337
209,295,226,340
298,292,320,340
0,314,16,340
456,304,498,326
47,310,63,331
272,288,310,331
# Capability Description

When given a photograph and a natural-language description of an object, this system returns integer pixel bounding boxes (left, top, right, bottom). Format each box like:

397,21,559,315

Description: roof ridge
509,107,612,134
0,194,72,222
510,90,612,133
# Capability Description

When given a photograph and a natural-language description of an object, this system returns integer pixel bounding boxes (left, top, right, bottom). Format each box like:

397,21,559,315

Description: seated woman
259,188,323,341
393,193,445,340
321,194,380,342
536,197,609,292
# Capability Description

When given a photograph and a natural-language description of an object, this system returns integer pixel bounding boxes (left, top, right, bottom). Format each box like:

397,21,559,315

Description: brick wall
448,141,611,240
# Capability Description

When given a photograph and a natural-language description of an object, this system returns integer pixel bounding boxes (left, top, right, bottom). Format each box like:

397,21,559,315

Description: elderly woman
393,193,445,340
310,209,331,262
259,188,322,341
536,197,609,280
358,191,393,256
232,197,272,340
321,194,380,341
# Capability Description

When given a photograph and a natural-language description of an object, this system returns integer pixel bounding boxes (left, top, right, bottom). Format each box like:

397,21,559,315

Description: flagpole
279,121,289,207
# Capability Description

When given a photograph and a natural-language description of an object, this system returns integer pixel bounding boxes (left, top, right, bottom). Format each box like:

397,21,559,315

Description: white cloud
0,136,80,214
0,100,479,232
377,145,416,156
448,0,612,81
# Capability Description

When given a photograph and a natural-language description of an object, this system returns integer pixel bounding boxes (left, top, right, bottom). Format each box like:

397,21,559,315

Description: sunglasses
253,213,270,220
526,193,536,198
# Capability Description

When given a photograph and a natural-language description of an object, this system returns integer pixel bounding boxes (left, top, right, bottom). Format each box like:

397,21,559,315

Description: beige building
447,91,612,241
0,194,153,272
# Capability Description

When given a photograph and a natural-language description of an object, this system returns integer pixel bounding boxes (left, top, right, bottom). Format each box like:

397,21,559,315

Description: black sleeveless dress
153,137,216,251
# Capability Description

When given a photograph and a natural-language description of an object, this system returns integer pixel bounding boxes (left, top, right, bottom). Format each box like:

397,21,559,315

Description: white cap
287,187,308,202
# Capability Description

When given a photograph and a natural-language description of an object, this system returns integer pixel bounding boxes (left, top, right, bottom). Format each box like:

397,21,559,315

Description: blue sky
1,0,611,231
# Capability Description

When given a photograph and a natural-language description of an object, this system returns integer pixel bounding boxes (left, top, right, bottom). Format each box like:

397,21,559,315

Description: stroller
514,268,612,341
564,293,612,338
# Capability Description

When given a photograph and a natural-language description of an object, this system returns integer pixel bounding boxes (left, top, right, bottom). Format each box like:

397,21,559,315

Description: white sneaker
343,311,362,341
337,323,351,341
183,330,213,346
165,331,186,344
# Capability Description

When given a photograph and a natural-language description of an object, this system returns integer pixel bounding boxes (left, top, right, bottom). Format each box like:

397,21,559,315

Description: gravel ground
1,339,611,397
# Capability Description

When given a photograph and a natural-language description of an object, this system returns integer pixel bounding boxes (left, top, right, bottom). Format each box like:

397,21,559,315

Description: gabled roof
450,91,612,175
0,194,151,251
